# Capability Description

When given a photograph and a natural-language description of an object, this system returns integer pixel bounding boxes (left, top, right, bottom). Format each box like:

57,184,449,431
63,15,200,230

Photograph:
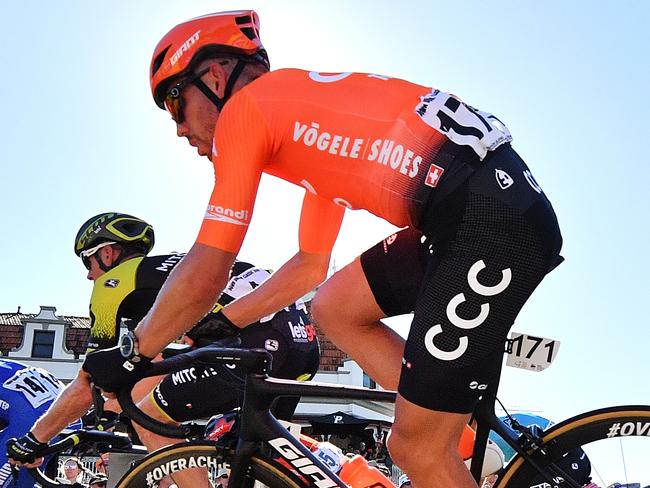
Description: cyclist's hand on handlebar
185,309,240,347
82,346,151,394
6,432,47,467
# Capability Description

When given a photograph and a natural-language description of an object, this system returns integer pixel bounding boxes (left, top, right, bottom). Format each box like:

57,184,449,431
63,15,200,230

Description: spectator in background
398,474,411,488
58,457,89,487
216,468,229,488
88,473,108,488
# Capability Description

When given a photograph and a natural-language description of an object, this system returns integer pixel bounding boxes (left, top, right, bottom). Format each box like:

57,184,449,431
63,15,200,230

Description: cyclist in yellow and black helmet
8,213,319,488
74,212,155,274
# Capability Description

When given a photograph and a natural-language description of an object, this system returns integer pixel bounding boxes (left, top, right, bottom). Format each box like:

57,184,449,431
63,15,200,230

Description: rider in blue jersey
0,359,81,488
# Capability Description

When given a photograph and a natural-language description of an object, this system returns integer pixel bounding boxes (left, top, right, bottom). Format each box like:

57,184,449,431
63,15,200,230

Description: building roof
0,312,90,328
0,310,90,357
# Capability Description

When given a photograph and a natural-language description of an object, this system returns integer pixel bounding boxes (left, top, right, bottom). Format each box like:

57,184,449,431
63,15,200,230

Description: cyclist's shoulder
136,253,185,279
89,256,144,304
91,254,185,298
0,358,28,382
246,68,309,90
0,360,63,412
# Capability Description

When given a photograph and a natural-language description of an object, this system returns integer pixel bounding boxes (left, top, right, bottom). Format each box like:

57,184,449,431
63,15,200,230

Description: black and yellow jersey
86,256,318,361
87,253,185,351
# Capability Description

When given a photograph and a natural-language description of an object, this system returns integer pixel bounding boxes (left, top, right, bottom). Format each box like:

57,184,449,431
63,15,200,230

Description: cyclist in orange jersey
82,11,563,488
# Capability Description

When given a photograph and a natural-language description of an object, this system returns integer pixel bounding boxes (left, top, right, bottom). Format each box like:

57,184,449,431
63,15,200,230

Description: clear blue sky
2,0,649,440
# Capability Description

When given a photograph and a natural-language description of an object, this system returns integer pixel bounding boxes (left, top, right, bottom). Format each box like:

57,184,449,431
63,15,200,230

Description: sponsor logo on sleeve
155,253,185,272
204,205,250,226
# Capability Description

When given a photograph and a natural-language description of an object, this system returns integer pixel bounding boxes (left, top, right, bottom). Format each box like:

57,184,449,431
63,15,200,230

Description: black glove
186,309,240,347
6,432,48,464
82,346,151,393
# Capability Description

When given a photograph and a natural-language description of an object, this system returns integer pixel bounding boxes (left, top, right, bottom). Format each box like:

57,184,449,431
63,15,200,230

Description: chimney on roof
17,306,21,313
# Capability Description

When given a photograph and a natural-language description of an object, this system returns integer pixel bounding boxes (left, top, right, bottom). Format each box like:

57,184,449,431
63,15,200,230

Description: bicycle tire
115,441,309,488
495,405,650,487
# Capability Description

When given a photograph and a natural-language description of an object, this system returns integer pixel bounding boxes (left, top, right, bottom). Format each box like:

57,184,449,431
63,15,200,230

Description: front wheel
495,405,650,488
115,441,309,488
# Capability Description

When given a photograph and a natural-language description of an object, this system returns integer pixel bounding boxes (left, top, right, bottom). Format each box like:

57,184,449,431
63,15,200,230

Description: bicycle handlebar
117,340,272,439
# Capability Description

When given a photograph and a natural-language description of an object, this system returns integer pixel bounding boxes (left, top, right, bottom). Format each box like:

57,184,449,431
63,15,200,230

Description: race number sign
506,332,560,372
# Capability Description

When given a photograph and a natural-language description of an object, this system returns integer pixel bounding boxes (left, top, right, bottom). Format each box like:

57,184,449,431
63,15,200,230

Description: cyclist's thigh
311,257,385,324
359,227,428,316
152,365,243,422
400,145,562,413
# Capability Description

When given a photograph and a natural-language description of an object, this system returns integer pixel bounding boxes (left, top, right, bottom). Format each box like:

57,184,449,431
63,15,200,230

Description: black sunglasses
81,254,93,270
164,67,215,123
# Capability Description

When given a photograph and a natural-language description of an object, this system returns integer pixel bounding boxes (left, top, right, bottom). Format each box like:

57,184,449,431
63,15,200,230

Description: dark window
32,330,55,358
363,372,376,389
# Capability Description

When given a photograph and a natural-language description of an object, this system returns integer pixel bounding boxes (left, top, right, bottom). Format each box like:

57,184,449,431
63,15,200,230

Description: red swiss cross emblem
425,163,445,188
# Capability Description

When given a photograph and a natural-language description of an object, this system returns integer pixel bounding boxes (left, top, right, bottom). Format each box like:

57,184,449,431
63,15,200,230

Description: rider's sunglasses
81,254,93,271
80,241,117,270
164,67,211,123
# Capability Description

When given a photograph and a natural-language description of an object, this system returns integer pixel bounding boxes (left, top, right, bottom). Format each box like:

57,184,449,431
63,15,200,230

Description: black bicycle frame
115,344,578,487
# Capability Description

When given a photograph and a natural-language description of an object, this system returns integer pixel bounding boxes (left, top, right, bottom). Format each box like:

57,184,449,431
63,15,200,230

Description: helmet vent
234,15,258,41
151,46,171,77
240,27,257,41
235,15,251,25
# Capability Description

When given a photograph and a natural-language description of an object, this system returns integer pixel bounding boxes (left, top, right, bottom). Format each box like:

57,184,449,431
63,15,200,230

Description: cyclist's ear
97,244,121,268
208,61,229,99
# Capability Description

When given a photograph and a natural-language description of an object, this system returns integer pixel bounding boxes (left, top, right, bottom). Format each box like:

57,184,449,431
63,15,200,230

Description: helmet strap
96,245,126,273
193,59,247,112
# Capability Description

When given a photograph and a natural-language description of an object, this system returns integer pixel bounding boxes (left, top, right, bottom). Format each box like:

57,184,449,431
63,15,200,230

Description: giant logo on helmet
170,30,201,66
77,213,116,250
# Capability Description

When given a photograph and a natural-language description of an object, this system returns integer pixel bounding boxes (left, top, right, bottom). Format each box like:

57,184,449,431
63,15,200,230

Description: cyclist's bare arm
223,249,331,326
136,242,235,357
221,192,341,326
31,370,93,443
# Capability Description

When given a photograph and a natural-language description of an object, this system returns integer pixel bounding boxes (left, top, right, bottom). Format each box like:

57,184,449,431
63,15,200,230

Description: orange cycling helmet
150,10,270,113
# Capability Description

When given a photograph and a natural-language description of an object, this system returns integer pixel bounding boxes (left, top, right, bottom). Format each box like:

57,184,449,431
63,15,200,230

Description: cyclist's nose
176,123,189,138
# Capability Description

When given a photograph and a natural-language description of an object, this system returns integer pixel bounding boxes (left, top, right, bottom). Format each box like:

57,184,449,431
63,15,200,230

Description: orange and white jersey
197,69,511,254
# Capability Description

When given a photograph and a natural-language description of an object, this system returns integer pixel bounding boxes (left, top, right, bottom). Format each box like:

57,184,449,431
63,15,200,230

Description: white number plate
506,332,560,372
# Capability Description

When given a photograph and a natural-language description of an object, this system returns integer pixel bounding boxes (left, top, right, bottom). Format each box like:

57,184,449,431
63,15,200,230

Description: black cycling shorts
361,144,562,413
152,310,320,422
360,227,429,316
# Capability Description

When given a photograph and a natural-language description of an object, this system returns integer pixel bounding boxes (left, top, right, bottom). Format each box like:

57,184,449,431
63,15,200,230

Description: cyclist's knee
388,420,461,475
